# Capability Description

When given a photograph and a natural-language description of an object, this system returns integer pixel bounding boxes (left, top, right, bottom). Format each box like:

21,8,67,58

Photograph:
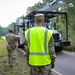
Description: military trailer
14,0,70,52
23,11,70,52
14,11,70,52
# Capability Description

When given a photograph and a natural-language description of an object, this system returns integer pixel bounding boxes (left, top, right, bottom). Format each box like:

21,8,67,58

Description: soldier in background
6,28,19,67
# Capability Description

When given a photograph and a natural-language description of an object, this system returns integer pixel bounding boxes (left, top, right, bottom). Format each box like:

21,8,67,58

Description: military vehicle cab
14,11,70,52
14,0,70,52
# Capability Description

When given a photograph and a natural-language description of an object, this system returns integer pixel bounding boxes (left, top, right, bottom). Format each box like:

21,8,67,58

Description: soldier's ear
42,20,44,23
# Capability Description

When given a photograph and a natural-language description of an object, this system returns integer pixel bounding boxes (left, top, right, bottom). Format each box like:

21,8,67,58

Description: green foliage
26,0,53,14
27,1,45,14
8,22,16,29
0,26,3,36
0,26,8,36
43,0,53,4
64,46,75,52
0,38,7,56
57,21,66,40
2,57,29,75
66,0,75,48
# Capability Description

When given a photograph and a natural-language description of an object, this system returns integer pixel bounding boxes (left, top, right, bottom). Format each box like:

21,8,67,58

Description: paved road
54,51,75,75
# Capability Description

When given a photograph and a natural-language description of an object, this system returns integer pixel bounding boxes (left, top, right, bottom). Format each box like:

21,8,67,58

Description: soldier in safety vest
24,14,56,75
6,28,19,67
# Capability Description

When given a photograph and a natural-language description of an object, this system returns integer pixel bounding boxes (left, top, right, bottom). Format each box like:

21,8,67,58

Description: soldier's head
35,14,44,26
8,28,14,33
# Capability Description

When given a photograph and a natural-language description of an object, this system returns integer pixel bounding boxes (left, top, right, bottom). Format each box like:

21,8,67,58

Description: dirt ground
17,49,30,73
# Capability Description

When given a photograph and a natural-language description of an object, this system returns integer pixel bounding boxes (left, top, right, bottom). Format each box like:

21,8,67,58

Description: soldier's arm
5,35,9,42
48,36,56,63
13,35,19,46
24,41,28,52
13,35,19,41
24,30,28,51
23,38,29,57
24,30,29,57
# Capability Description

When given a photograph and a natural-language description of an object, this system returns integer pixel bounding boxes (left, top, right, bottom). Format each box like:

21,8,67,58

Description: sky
0,0,42,27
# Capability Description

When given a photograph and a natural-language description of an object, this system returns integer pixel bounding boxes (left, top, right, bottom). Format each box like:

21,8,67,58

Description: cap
35,14,44,21
8,28,14,32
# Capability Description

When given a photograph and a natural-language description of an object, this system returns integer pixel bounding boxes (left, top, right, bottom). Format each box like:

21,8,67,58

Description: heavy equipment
14,0,70,52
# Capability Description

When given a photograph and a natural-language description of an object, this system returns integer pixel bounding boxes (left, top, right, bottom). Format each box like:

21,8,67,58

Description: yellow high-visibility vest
25,27,29,30
25,26,53,66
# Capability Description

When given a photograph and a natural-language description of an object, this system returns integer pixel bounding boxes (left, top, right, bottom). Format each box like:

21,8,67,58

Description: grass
64,46,75,52
0,37,29,75
0,38,7,56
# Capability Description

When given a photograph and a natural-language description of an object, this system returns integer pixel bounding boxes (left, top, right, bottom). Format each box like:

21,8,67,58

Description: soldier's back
6,33,17,44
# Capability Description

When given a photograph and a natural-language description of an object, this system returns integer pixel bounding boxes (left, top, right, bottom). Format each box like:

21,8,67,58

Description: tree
27,0,54,13
0,25,8,36
8,22,16,29
0,26,2,36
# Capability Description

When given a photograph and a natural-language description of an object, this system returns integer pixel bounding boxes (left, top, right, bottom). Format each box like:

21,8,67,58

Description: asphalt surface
54,51,75,75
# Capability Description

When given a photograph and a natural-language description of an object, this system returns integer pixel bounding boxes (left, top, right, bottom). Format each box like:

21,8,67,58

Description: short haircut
35,14,44,22
8,28,14,33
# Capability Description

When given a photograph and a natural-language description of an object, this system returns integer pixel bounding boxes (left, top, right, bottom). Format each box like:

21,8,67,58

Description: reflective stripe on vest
27,29,49,55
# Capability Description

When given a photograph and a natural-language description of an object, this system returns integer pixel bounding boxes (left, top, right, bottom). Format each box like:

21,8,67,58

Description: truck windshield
43,21,54,30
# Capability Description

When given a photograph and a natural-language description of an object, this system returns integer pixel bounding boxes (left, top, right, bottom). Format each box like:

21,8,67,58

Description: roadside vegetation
0,38,29,75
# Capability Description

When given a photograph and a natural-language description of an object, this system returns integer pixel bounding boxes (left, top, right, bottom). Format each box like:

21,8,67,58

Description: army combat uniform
30,38,56,75
24,14,56,75
6,32,18,67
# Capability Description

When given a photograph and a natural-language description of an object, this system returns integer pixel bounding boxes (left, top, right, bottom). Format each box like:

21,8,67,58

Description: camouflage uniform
6,30,18,67
30,65,52,75
25,14,56,75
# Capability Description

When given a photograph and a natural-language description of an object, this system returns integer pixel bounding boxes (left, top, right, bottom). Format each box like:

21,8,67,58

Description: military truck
23,11,70,52
14,0,70,52
14,11,70,52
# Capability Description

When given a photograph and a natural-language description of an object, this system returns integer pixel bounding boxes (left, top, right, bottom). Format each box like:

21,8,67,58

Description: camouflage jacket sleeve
5,33,18,44
24,30,29,52
48,36,56,63
24,39,28,52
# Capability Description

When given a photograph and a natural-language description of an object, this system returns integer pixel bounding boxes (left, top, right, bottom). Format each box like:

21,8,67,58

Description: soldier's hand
6,45,12,51
23,52,28,57
51,54,56,61
51,62,55,69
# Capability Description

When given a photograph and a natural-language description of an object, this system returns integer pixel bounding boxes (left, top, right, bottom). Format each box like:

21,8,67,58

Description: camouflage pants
8,48,17,66
30,65,53,75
